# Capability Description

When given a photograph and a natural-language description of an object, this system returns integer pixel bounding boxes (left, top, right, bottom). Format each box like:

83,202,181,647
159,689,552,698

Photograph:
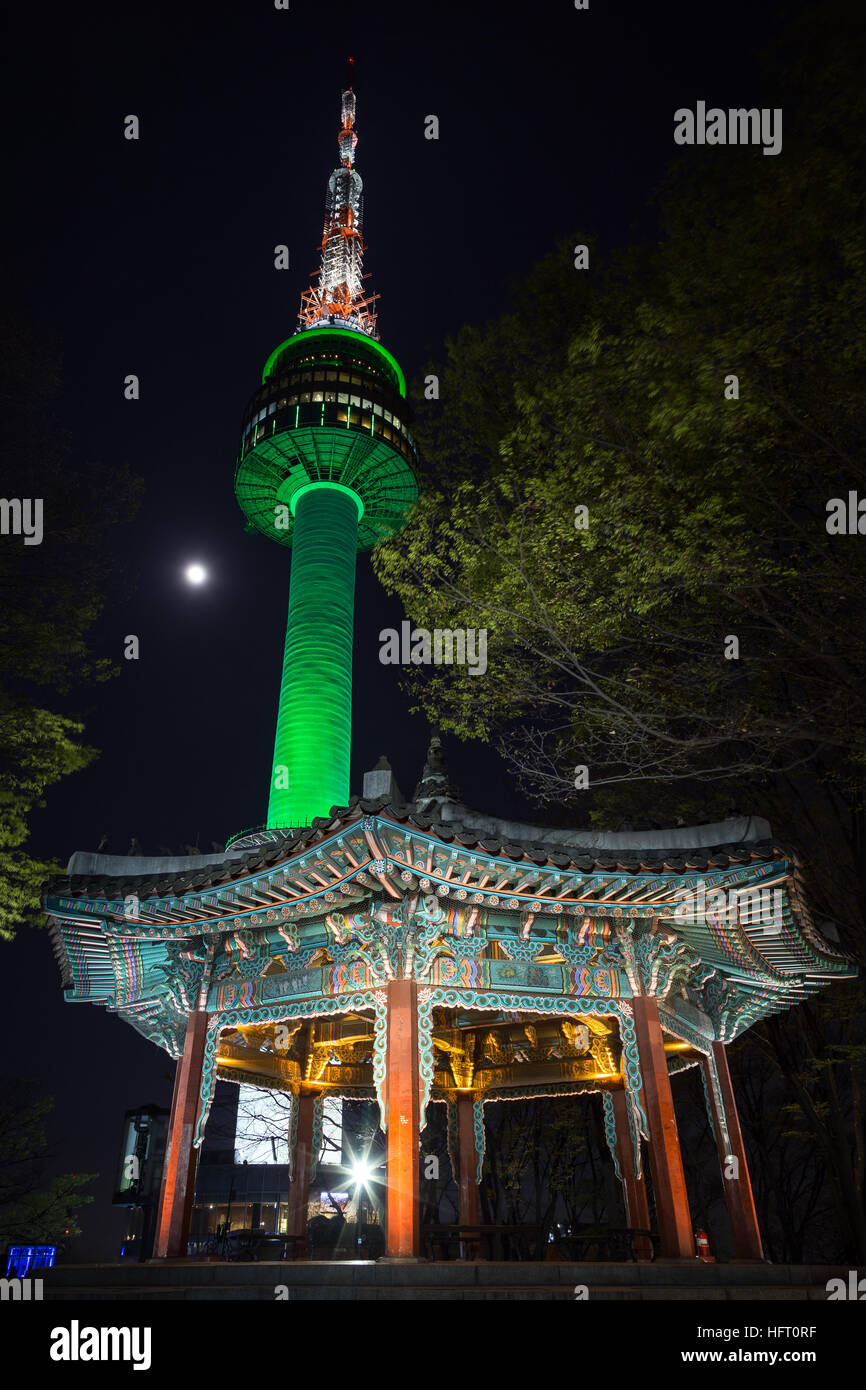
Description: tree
0,310,141,940
727,1022,856,1263
0,1077,95,1247
373,1,866,954
479,1094,617,1251
371,0,866,1258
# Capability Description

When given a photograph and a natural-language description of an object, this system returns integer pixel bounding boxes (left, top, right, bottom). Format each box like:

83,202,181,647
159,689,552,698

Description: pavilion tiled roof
44,783,857,1059
46,794,792,899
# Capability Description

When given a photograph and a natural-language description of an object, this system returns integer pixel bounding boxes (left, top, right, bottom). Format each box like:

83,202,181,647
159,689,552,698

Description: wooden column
457,1096,480,1226
153,1009,208,1258
611,1087,653,1259
703,1042,764,1260
456,1096,481,1258
631,996,695,1258
384,979,420,1257
286,1092,316,1256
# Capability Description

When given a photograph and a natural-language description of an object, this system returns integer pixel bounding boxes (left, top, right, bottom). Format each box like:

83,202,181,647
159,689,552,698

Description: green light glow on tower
267,484,359,829
261,327,407,398
232,76,419,835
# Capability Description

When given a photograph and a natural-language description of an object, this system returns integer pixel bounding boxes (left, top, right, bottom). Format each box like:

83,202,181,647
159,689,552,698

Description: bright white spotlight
350,1157,374,1186
184,563,207,585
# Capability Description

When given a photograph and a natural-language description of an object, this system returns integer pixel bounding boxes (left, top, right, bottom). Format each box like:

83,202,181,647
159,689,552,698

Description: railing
421,1225,658,1262
187,1224,658,1262
543,1228,657,1262
422,1224,545,1261
186,1231,302,1261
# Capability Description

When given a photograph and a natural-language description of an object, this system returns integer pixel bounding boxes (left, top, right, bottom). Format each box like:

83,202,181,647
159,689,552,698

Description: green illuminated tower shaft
268,485,359,827
233,74,419,833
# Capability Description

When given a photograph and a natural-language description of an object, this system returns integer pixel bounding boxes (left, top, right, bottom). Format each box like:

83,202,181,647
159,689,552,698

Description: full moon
184,563,207,585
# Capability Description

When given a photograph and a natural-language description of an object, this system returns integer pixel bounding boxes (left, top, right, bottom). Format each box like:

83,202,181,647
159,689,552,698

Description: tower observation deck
234,61,419,832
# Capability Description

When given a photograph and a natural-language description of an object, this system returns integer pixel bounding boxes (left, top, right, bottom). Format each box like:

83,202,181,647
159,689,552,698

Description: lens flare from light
350,1157,374,1186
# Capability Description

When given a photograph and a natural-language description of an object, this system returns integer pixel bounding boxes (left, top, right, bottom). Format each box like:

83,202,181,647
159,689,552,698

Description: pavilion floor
41,1259,845,1301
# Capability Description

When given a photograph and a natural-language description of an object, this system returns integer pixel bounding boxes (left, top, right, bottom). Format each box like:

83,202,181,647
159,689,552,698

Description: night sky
4,0,792,1258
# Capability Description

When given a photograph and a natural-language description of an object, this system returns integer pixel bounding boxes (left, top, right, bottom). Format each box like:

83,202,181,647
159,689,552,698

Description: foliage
371,1,866,1260
374,0,865,865
0,1078,95,1246
0,311,141,940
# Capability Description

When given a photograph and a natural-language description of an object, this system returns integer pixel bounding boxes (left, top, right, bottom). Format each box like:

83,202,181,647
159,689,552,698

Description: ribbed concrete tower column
267,484,360,829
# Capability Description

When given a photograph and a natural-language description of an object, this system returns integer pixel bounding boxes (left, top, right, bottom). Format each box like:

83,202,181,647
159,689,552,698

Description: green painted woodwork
46,823,855,1069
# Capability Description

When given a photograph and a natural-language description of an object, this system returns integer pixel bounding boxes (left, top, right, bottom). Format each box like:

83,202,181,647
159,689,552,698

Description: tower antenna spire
298,58,378,337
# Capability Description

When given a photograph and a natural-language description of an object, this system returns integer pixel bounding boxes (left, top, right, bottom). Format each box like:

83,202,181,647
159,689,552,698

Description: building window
337,392,349,404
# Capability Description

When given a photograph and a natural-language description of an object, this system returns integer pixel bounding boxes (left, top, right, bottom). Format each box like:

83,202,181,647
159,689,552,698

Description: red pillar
457,1096,480,1226
703,1042,764,1260
457,1096,481,1258
384,979,420,1257
631,996,695,1258
153,1010,209,1258
611,1087,653,1259
286,1092,316,1256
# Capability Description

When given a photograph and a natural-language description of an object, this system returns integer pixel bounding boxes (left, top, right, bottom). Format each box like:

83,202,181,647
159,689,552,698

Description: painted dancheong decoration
45,66,856,1266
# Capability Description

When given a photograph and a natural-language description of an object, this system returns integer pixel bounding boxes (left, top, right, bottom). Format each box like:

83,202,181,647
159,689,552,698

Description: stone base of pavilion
41,1260,847,1301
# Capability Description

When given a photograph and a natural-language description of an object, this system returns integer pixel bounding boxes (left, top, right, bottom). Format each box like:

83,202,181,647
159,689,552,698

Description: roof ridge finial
413,732,460,805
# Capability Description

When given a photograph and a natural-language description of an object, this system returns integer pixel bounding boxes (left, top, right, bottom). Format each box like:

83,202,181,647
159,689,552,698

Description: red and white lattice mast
298,57,379,338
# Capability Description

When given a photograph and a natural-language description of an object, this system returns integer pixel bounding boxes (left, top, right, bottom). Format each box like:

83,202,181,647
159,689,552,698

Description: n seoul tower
234,60,418,831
